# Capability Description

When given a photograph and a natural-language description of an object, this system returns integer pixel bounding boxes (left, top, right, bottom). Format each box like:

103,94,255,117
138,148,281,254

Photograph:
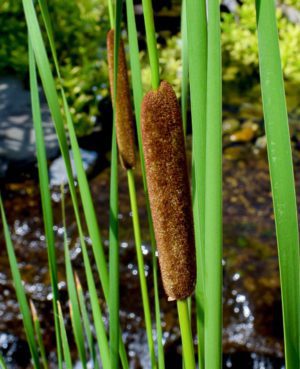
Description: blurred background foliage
1,0,299,136
153,0,300,94
0,0,110,136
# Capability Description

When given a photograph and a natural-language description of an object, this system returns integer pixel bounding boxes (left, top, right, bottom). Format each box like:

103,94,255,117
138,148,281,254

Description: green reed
30,301,48,369
28,38,63,369
255,1,300,368
75,273,100,369
205,0,223,367
1,2,299,369
61,189,87,369
57,302,73,369
185,0,207,367
109,2,121,368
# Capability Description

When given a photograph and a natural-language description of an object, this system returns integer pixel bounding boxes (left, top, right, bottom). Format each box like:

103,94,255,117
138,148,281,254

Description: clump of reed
141,80,196,301
0,1,299,369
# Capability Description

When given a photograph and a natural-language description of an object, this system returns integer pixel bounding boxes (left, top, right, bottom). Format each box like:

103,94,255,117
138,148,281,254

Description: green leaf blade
255,1,300,367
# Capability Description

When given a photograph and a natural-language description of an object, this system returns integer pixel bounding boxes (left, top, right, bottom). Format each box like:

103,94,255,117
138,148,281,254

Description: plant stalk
125,1,165,366
177,300,196,369
141,0,160,89
127,169,157,369
205,0,223,367
185,0,207,367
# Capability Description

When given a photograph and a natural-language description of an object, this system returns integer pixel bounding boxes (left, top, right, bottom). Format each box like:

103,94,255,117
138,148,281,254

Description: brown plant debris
141,80,196,300
107,29,135,169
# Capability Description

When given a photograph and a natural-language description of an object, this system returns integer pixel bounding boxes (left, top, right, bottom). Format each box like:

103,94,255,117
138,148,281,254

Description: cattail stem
141,0,160,89
107,0,114,29
181,0,189,137
109,124,119,369
125,1,165,366
186,0,208,367
177,300,196,369
108,3,122,367
127,169,157,369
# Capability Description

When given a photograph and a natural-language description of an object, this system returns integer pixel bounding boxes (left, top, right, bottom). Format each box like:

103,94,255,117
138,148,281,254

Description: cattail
107,29,135,170
141,81,196,300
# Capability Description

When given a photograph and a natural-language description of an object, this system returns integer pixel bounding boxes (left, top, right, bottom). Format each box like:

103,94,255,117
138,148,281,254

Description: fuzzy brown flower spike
141,81,196,300
107,29,135,169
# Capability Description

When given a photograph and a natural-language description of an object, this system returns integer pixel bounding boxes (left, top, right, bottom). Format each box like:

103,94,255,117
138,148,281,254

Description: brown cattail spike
107,29,136,170
141,81,196,300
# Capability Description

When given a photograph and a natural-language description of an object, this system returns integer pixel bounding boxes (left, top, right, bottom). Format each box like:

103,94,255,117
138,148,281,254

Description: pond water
1,85,300,369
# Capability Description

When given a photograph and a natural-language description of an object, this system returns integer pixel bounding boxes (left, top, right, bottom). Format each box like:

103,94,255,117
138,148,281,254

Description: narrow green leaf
57,302,73,369
61,94,111,369
37,0,60,77
204,0,223,367
25,1,129,368
106,0,114,28
61,189,87,369
108,1,123,366
28,37,63,369
23,0,71,176
185,0,207,367
23,0,110,301
109,125,120,369
0,198,40,369
24,6,128,368
30,301,48,369
181,0,189,137
75,273,100,369
255,1,300,367
24,1,126,369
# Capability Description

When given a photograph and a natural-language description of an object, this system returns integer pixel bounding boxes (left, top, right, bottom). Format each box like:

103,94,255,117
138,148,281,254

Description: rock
49,149,98,186
0,77,59,178
239,103,263,120
255,136,267,150
0,333,31,368
230,121,259,143
221,0,239,13
223,119,240,135
280,4,300,24
224,145,250,160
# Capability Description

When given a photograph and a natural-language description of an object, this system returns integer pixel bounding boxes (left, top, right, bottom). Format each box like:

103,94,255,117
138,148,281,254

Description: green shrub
221,0,300,83
1,0,299,134
0,0,110,136
0,0,28,77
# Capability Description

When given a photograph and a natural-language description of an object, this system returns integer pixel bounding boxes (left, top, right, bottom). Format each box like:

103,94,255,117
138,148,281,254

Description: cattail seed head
141,81,196,300
107,29,135,170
